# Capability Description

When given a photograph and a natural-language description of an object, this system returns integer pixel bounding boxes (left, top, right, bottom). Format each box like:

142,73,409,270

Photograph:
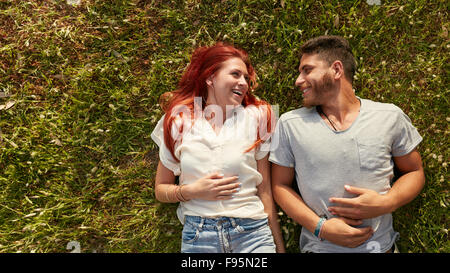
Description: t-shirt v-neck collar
314,97,363,134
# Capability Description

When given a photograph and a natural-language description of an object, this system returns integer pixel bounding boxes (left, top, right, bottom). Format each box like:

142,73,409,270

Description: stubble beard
302,72,334,108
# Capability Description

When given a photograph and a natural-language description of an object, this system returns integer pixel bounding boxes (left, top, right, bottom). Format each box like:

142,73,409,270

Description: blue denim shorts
181,215,276,253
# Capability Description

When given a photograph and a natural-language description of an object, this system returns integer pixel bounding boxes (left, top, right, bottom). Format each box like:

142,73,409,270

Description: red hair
160,42,273,162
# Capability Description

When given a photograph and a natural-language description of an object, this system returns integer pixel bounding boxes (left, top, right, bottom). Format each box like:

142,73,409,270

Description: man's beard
303,72,334,108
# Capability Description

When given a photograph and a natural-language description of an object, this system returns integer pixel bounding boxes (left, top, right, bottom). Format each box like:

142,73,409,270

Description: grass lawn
0,0,448,253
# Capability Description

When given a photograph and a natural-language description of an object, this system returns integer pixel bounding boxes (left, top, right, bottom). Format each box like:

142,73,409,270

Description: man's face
295,53,335,107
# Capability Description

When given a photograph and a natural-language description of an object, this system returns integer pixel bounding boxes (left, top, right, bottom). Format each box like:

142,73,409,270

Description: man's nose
295,74,304,87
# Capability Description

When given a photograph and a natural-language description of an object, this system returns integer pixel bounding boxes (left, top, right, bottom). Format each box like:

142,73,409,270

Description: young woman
151,42,285,253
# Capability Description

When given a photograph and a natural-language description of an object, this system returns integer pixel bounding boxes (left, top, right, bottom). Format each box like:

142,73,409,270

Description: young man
269,35,425,253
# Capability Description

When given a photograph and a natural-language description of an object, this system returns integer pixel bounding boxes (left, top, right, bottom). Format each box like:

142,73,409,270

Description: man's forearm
385,168,425,213
272,184,320,233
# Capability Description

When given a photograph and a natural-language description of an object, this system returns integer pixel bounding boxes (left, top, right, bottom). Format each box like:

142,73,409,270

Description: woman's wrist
178,184,191,202
180,183,193,200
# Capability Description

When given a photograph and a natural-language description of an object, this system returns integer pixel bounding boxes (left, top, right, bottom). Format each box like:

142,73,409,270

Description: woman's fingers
217,181,241,191
210,177,240,199
207,172,225,179
215,177,240,196
215,183,240,198
193,174,242,200
214,176,239,185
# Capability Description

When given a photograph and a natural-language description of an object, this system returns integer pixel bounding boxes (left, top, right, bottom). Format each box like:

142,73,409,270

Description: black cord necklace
317,106,338,131
317,99,361,132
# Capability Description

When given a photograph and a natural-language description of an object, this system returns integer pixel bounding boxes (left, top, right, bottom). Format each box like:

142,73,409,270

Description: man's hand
328,185,393,220
320,217,374,248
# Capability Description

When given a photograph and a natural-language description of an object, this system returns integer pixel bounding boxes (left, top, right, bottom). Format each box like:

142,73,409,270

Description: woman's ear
206,76,213,86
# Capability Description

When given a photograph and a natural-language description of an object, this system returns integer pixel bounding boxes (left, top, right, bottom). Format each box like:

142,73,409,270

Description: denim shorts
181,215,276,253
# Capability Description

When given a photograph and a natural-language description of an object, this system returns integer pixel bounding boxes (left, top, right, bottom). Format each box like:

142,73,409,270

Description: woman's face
206,57,249,109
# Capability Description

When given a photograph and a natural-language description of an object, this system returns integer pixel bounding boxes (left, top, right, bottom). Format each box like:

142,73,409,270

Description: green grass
0,0,448,253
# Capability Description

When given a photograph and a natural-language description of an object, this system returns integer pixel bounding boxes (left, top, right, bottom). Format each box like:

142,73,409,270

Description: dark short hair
300,35,356,83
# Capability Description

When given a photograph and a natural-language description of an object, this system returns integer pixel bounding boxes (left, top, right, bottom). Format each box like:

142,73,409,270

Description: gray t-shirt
269,98,422,253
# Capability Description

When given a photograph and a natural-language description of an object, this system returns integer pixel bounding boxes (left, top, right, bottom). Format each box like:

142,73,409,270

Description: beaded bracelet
314,217,326,240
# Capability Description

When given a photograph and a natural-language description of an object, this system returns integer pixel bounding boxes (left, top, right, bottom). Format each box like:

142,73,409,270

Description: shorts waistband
184,216,239,230
184,215,268,231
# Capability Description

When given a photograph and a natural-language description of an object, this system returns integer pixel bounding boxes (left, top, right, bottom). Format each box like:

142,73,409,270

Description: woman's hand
182,173,241,201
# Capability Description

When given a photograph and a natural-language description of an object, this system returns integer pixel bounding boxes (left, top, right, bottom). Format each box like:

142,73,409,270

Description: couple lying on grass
151,35,425,253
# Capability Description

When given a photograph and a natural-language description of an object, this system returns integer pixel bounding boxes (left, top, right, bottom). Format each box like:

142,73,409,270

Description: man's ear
331,60,344,80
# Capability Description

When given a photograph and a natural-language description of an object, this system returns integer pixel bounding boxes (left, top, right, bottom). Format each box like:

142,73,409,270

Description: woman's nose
238,75,248,87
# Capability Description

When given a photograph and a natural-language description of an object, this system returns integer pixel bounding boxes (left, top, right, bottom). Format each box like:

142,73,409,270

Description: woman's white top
151,105,271,224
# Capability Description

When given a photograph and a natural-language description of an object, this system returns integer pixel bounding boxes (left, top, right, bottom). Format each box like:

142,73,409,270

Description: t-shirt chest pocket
356,138,391,170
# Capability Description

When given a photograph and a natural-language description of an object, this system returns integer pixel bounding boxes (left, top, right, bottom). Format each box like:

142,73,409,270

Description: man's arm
389,149,425,210
271,163,373,248
328,149,425,219
271,164,319,233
